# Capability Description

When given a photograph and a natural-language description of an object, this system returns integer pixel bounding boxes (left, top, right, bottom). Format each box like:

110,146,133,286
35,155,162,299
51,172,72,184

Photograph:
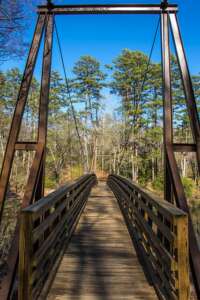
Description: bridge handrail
19,173,97,300
108,174,189,300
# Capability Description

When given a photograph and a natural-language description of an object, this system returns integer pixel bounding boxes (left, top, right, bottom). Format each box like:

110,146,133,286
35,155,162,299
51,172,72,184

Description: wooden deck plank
47,181,157,300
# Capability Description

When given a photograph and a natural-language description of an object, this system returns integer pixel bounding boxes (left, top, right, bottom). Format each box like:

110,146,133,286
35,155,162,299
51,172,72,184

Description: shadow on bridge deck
47,181,157,300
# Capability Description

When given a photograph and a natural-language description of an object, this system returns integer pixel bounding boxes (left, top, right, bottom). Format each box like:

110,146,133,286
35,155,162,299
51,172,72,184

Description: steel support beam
169,13,200,172
38,14,54,145
0,15,46,223
161,12,173,203
173,143,197,152
15,142,38,151
37,4,178,15
36,14,54,200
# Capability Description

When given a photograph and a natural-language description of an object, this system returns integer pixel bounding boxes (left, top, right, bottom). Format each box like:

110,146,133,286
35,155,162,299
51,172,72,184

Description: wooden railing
19,174,97,300
108,174,189,300
166,145,200,297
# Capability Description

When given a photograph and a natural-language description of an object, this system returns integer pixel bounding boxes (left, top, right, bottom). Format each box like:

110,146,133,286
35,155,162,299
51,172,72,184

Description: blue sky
1,0,200,112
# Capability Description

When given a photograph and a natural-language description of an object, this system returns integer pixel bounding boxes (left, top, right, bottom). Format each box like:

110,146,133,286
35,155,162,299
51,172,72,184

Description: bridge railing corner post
175,215,190,300
19,211,33,300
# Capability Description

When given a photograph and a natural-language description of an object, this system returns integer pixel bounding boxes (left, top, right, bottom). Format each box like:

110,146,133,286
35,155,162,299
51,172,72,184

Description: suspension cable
54,19,86,164
117,17,161,170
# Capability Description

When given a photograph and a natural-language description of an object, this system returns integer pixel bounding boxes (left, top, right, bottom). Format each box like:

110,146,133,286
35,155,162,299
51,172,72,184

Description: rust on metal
15,142,38,151
169,13,200,172
37,14,54,199
161,11,174,203
173,143,197,152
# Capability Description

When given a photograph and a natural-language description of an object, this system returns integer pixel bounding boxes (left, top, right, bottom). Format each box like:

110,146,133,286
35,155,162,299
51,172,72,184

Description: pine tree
72,55,106,171
109,49,152,181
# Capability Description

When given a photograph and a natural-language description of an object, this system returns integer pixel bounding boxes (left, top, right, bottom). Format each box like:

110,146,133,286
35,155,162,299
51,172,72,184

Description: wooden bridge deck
48,181,157,300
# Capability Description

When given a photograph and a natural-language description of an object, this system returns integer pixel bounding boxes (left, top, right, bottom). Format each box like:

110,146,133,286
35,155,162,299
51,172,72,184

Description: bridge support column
161,11,173,203
36,14,54,200
0,15,46,223
169,13,200,173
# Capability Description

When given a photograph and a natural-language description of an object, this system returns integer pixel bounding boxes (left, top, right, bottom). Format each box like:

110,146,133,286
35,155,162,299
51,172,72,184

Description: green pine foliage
0,51,199,201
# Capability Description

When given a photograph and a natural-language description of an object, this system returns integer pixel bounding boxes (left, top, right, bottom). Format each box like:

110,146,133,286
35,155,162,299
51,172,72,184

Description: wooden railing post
175,215,190,300
19,212,33,300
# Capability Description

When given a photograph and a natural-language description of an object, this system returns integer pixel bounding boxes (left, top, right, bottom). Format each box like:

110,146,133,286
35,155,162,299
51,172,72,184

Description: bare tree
0,0,42,62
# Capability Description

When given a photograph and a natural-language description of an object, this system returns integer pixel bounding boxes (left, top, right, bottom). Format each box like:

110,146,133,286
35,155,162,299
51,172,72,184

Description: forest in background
0,50,200,204
0,1,199,206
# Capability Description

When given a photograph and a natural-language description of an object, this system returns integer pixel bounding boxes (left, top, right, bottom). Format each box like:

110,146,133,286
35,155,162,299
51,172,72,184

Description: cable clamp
160,0,168,11
47,0,54,10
